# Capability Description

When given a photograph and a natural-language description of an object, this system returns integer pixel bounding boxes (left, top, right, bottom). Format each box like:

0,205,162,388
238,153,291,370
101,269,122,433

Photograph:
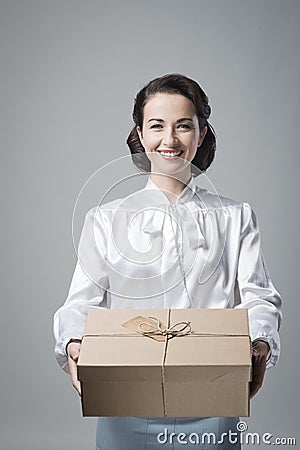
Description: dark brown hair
126,73,216,176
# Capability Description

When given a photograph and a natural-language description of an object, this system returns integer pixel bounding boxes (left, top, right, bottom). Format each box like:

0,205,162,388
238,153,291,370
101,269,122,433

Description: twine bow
137,316,191,339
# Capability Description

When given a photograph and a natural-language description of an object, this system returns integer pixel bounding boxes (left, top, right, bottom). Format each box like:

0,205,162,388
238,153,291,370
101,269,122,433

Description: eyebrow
147,117,193,123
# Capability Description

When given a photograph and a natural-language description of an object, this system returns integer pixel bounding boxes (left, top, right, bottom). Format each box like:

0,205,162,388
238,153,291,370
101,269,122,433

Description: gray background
1,0,299,448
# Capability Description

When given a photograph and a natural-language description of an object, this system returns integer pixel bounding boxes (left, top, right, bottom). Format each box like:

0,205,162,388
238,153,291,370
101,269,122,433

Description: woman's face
137,93,207,177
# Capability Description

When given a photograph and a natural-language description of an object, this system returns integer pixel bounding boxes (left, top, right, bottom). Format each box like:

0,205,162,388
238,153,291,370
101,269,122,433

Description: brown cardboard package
77,308,252,417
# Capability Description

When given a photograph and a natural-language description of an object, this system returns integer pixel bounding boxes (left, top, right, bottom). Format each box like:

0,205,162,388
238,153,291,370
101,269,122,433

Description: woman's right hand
67,342,82,396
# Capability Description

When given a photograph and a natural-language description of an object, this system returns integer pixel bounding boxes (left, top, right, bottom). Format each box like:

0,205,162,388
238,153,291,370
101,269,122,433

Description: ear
198,126,207,147
136,126,144,146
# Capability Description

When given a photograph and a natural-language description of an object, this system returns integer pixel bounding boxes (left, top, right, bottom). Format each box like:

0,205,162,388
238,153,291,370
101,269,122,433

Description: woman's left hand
250,340,270,399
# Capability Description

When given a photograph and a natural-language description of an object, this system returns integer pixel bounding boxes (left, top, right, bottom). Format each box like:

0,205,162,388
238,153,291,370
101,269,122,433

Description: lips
157,149,183,159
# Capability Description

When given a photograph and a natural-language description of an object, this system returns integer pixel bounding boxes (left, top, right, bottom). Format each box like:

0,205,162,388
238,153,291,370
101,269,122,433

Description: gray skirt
96,417,242,449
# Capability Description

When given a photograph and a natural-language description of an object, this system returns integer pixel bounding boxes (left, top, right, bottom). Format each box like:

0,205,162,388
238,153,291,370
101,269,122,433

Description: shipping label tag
121,315,167,342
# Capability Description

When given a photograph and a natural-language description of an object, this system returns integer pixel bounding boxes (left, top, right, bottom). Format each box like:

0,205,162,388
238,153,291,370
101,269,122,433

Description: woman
53,74,282,449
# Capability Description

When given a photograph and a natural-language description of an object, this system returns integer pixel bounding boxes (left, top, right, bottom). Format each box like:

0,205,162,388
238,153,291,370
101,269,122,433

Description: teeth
160,151,182,157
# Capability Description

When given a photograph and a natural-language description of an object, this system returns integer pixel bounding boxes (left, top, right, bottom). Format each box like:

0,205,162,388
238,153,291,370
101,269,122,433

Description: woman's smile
156,149,184,159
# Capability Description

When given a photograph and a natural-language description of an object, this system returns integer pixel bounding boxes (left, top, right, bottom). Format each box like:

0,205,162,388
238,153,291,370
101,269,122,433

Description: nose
162,127,178,147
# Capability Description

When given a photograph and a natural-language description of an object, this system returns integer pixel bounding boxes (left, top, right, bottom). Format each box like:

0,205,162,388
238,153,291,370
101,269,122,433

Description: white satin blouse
53,175,282,373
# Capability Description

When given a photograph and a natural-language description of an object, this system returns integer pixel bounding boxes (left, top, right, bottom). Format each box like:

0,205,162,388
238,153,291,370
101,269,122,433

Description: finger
250,354,267,399
68,356,82,396
73,379,82,396
250,356,266,397
250,381,261,399
66,343,82,396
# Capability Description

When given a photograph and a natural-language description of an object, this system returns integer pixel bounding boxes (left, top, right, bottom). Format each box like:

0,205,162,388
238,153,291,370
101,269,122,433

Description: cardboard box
77,308,252,417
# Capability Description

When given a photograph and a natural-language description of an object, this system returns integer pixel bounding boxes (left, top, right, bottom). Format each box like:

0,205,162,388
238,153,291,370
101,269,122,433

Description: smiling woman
136,93,206,181
53,73,282,450
127,73,216,178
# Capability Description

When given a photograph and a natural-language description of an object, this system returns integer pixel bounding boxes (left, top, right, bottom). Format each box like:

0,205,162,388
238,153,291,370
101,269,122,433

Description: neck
150,171,192,204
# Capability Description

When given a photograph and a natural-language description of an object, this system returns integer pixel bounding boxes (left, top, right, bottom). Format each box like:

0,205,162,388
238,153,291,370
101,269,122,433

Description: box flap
166,336,252,367
83,308,169,334
170,309,249,335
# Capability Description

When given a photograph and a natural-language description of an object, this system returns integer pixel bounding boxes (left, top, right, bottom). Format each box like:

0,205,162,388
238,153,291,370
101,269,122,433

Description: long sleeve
53,207,109,373
234,203,282,368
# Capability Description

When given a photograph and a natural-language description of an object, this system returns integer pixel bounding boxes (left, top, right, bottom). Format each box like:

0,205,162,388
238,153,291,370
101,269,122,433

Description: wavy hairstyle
126,73,216,176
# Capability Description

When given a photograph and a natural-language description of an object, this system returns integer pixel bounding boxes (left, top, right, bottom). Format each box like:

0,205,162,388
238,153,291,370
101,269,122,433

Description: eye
149,124,163,129
177,123,192,129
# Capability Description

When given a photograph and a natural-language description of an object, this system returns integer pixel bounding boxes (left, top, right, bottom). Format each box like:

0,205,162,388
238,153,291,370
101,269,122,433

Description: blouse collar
143,174,197,205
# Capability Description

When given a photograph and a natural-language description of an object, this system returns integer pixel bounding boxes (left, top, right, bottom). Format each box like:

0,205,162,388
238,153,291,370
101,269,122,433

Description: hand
67,342,82,396
250,340,270,399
